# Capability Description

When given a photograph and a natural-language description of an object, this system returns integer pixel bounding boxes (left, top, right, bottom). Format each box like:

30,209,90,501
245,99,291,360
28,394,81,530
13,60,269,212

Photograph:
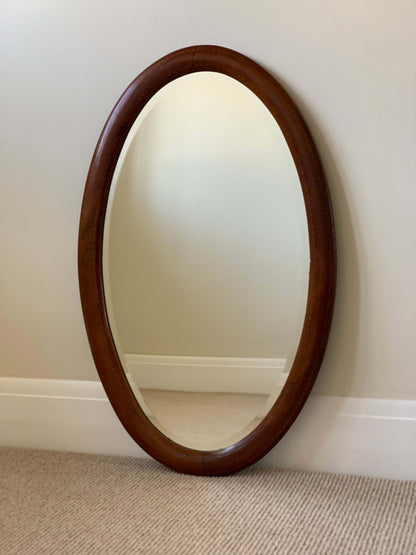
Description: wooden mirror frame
78,45,336,476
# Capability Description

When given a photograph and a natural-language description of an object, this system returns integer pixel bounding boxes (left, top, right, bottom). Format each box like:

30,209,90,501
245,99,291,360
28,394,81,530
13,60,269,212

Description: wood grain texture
78,45,336,475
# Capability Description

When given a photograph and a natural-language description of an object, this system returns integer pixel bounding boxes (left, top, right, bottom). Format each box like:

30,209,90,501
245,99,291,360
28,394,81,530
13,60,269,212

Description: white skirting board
123,354,287,394
0,377,415,480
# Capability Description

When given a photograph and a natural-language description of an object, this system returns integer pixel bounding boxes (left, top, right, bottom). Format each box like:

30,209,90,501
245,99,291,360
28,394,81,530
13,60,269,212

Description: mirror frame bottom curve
78,45,336,476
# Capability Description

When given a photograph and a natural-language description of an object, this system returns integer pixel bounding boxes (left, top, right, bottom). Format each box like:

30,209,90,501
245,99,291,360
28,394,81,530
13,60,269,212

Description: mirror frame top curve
78,45,336,476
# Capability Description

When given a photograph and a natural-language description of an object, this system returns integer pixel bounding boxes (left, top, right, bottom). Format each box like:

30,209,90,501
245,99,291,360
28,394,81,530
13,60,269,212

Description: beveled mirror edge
78,45,336,476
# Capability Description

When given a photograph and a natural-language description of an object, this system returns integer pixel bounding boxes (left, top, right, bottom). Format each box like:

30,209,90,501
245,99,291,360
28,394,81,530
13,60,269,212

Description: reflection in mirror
102,72,309,450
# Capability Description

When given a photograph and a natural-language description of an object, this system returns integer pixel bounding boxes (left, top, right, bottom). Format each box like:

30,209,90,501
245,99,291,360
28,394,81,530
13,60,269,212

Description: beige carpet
1,448,415,554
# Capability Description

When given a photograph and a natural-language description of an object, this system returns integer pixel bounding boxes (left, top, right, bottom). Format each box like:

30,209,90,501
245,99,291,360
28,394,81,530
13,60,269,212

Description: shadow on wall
267,69,360,398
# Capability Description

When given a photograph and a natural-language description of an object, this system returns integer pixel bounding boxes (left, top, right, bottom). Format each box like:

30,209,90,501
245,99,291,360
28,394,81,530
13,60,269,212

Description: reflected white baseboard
124,354,286,394
0,377,415,480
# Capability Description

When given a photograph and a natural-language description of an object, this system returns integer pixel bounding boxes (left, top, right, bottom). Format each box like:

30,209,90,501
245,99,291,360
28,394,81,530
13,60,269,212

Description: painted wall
104,72,308,359
1,0,415,400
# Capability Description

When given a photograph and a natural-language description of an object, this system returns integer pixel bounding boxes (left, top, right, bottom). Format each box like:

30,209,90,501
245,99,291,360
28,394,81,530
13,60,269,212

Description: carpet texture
1,448,415,554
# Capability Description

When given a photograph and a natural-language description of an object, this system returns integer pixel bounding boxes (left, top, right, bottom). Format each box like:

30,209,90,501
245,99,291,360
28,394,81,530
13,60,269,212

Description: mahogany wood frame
78,45,336,475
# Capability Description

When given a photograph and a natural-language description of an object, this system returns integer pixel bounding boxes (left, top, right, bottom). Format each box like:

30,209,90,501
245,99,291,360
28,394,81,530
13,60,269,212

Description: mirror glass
102,72,309,451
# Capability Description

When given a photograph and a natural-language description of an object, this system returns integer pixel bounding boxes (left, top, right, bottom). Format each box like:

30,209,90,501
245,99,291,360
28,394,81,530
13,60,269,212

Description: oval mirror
78,45,336,475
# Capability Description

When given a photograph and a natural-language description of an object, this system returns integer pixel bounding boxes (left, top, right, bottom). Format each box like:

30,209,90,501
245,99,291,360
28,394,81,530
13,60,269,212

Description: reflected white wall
104,73,309,360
